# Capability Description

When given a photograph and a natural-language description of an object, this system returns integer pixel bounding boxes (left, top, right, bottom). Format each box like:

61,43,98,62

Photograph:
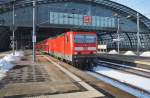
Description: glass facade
0,1,149,50
50,12,115,28
99,32,150,50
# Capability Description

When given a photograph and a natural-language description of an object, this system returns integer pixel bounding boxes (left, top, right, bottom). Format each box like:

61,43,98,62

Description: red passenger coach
36,31,97,69
36,39,49,53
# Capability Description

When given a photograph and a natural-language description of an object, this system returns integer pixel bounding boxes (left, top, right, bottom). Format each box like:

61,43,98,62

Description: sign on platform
32,35,36,42
98,45,107,49
10,25,17,31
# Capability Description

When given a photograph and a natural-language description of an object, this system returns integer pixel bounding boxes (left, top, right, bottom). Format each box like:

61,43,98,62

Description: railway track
87,71,150,98
33,54,149,98
45,55,138,98
96,59,150,78
87,59,150,97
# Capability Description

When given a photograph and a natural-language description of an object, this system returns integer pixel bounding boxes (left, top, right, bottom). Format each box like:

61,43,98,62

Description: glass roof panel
0,0,11,4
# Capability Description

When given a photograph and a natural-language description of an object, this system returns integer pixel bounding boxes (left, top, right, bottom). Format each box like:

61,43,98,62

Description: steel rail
96,60,150,78
90,71,150,97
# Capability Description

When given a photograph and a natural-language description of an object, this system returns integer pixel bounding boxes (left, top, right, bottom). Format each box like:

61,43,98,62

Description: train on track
36,31,97,69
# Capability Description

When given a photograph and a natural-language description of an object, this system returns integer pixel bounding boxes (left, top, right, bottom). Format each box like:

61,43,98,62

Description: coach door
64,34,69,60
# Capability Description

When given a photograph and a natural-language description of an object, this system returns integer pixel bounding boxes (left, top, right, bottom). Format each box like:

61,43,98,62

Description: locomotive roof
48,33,65,39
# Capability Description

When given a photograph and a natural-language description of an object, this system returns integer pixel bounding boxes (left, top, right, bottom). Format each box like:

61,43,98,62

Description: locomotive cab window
74,34,96,43
85,35,96,43
74,35,84,43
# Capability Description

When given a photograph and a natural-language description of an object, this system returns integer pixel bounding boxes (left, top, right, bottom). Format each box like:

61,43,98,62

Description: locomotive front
72,32,97,69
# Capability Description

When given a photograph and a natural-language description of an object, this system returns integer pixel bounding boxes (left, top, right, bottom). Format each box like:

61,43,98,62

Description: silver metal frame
12,0,15,55
137,13,140,56
32,0,36,62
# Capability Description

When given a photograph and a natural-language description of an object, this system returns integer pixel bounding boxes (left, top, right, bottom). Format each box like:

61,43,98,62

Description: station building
0,0,150,51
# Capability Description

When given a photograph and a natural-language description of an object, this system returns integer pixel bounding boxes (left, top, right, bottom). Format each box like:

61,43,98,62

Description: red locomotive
36,31,97,69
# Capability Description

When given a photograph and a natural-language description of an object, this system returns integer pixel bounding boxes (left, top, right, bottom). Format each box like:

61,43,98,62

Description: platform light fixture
32,0,36,62
137,13,140,56
113,13,120,54
117,17,120,55
127,13,140,56
12,0,16,55
32,0,50,62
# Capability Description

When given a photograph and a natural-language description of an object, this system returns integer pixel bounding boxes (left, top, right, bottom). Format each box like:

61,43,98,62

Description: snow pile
108,50,118,54
93,66,150,92
0,51,24,80
124,51,136,56
0,59,14,72
3,55,21,62
140,51,150,57
13,51,24,57
3,51,24,62
0,59,14,80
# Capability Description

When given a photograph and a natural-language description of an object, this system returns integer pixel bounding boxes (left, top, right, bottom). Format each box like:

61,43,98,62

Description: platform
0,51,104,98
0,51,12,58
98,53,150,70
0,50,138,98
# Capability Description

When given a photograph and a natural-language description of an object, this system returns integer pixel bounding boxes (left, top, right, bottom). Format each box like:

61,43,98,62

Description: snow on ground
97,60,150,73
0,51,24,80
14,51,24,57
140,51,150,57
123,51,136,56
93,66,150,92
3,51,24,62
0,59,14,71
108,50,118,54
87,71,150,98
3,55,21,62
0,71,6,80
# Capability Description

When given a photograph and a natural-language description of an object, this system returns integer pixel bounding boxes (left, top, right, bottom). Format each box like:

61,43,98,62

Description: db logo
84,16,92,24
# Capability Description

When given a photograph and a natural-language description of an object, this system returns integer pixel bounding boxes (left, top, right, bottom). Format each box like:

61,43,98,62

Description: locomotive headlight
74,52,78,55
93,51,97,54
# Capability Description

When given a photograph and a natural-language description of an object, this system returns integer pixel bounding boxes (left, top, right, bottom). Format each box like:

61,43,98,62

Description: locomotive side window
66,36,69,44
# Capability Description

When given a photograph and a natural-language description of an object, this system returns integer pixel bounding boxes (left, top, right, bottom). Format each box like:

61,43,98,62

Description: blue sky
111,0,150,19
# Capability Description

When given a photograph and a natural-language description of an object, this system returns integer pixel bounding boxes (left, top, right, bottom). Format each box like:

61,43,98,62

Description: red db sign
83,16,92,24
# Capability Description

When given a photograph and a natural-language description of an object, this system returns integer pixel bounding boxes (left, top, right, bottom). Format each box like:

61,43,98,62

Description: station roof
0,0,150,30
0,0,11,4
0,0,150,50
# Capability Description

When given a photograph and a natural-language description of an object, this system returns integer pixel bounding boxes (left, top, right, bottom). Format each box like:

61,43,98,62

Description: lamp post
127,13,140,56
32,0,36,62
117,17,120,54
113,13,121,54
137,13,140,56
114,13,120,54
12,0,15,55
